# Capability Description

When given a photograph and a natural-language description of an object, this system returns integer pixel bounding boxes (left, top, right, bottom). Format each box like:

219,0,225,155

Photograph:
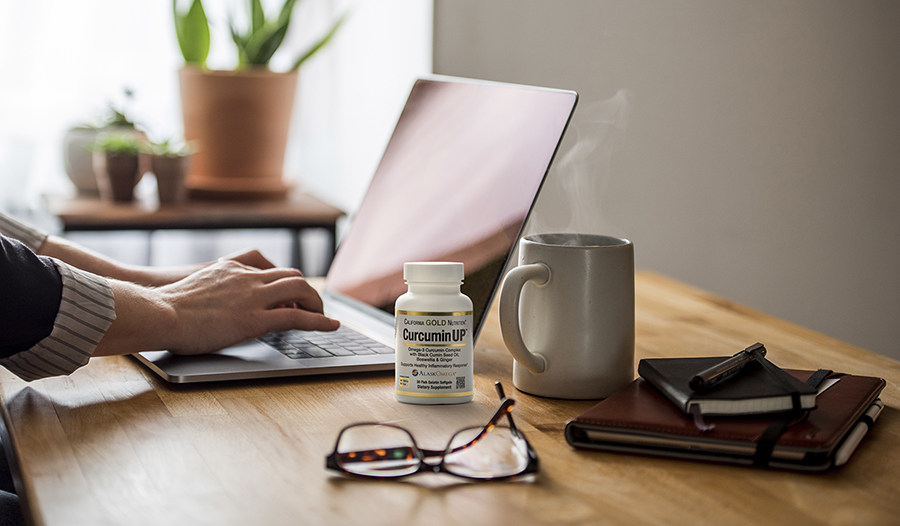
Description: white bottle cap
403,262,464,282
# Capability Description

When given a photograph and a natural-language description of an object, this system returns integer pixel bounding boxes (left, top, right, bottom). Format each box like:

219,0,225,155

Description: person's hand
221,248,276,271
94,259,339,357
160,259,340,355
131,248,279,287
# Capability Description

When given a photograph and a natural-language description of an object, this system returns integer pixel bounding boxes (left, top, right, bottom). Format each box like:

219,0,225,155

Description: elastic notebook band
752,368,832,466
805,369,833,389
750,349,803,413
753,421,787,466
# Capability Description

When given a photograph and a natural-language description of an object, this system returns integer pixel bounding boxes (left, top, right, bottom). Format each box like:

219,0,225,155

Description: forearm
38,235,203,286
91,280,177,356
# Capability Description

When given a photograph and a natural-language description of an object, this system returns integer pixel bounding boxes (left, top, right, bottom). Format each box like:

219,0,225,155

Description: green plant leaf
240,0,297,67
229,17,251,68
174,0,210,66
91,132,145,156
174,0,184,47
245,20,291,66
278,0,299,25
251,0,265,34
289,13,347,71
148,138,193,157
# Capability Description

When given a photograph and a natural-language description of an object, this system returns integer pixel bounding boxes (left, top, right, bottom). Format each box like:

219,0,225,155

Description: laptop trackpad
137,340,294,378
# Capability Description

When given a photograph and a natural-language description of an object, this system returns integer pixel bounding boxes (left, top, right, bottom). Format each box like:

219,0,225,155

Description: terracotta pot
93,152,141,202
179,67,298,199
151,155,190,206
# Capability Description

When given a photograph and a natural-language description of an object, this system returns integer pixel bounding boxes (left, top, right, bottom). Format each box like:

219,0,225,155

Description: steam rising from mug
527,90,632,238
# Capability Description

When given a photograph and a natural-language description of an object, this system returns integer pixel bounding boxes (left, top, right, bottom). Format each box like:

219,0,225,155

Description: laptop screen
326,77,577,334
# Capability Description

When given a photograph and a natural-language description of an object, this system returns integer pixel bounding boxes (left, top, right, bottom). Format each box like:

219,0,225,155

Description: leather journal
565,370,885,471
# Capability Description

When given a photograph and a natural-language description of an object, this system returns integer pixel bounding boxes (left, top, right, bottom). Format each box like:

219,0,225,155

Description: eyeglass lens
336,424,419,477
443,425,531,478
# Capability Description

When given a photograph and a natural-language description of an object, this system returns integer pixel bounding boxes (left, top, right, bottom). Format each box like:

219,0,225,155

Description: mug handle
499,263,550,374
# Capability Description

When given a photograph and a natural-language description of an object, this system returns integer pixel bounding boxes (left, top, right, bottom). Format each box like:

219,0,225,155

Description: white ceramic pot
63,128,102,196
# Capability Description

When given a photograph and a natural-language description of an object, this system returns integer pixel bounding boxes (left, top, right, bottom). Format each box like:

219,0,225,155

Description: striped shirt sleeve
0,211,48,253
0,260,116,381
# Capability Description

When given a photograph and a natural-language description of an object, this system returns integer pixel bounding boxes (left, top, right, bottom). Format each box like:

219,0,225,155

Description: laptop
134,75,578,383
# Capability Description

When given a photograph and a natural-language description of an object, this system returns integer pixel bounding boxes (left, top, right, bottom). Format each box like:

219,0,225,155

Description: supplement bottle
395,262,474,404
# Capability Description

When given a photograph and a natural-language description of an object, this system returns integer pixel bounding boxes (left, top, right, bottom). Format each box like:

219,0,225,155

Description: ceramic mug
499,233,634,399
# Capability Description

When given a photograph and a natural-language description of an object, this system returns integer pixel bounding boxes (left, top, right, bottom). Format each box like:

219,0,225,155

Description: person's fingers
260,276,325,313
223,249,279,270
265,308,340,333
253,266,305,284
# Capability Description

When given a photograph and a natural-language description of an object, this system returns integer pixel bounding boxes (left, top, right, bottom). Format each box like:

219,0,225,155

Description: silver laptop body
134,75,577,383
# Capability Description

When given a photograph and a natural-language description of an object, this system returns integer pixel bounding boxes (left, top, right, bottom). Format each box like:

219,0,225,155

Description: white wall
287,0,433,216
433,1,900,360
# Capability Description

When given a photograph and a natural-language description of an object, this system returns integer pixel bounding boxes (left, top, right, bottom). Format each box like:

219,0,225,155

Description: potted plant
63,89,144,197
91,132,146,203
147,139,192,206
174,0,345,199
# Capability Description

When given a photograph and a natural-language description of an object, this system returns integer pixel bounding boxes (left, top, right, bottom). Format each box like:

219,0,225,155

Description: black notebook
638,356,818,416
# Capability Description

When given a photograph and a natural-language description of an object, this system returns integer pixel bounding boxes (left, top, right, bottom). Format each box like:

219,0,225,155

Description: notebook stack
565,345,885,471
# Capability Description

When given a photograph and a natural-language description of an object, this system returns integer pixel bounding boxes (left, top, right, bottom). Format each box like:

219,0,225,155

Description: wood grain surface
2,272,898,526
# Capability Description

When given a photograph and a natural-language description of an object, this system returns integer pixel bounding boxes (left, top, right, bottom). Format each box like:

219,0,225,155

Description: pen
834,399,883,466
689,343,766,392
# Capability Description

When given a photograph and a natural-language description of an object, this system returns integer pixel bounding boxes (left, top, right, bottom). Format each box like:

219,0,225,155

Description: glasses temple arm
443,398,516,455
495,381,520,434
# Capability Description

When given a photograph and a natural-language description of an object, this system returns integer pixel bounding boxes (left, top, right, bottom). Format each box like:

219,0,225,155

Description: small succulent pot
93,151,141,202
151,154,191,206
91,132,145,203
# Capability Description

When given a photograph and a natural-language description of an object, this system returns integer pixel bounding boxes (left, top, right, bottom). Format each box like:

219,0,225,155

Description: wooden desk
2,273,898,525
46,192,344,271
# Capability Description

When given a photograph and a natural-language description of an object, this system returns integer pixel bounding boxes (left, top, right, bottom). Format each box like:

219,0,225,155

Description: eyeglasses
325,382,538,480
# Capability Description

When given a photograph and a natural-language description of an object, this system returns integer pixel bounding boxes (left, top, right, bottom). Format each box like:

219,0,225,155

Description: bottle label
395,310,474,399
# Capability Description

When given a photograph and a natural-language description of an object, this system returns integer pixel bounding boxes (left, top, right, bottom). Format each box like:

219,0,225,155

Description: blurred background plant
73,88,140,130
146,137,192,205
90,131,146,202
91,132,145,156
173,0,345,71
63,88,144,196
146,138,192,157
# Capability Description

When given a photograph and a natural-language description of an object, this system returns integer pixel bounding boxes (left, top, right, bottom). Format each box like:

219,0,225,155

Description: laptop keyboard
258,326,394,359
